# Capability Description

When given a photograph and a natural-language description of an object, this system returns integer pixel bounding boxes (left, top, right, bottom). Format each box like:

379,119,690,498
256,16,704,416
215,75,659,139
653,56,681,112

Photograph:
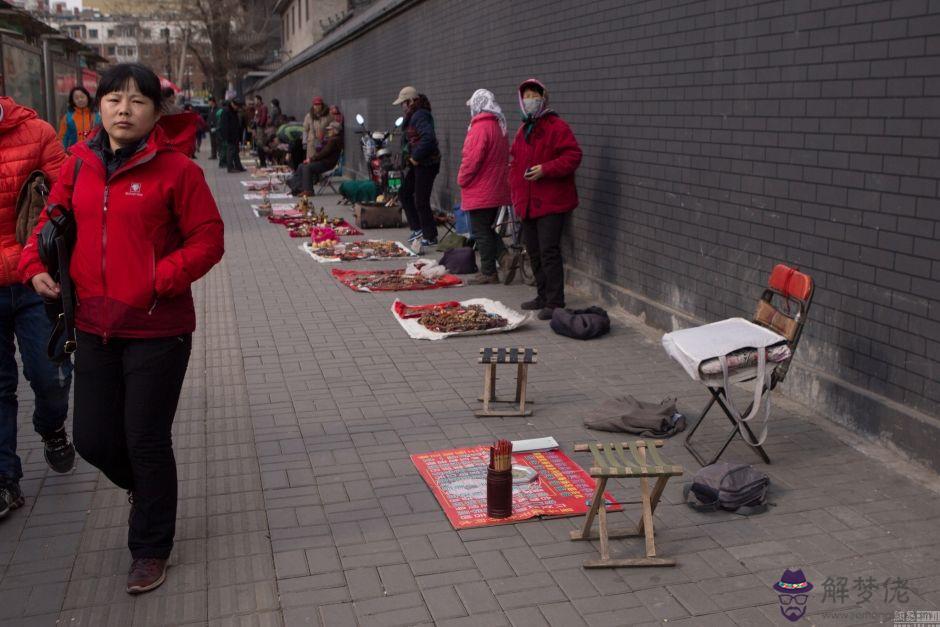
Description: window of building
107,29,114,38
142,28,151,39
107,45,116,55
89,28,98,39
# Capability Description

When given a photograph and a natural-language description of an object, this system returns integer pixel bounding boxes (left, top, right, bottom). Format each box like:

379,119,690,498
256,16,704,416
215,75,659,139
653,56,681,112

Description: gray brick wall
260,0,940,421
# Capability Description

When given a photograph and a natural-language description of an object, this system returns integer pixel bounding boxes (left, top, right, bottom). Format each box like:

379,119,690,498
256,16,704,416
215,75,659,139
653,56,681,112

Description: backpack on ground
683,462,769,514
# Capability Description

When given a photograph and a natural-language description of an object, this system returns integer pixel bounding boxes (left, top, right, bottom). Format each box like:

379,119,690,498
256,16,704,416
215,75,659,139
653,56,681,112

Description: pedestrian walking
394,86,440,246
220,99,246,172
57,86,99,150
509,78,582,320
20,62,224,594
207,96,221,159
458,88,511,284
0,95,74,520
269,98,282,126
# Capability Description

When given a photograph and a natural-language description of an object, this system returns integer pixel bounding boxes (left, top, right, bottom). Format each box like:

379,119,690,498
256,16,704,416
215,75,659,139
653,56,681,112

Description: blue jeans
0,285,72,481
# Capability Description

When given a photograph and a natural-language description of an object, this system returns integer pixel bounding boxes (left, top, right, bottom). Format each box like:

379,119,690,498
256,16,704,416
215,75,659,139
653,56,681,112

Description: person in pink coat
509,78,582,319
457,89,511,284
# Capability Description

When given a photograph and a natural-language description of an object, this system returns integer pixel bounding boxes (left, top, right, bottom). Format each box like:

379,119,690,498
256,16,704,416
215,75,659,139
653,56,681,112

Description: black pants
299,161,331,194
73,330,191,559
222,141,243,171
521,213,567,308
209,131,218,159
400,163,439,241
468,207,506,276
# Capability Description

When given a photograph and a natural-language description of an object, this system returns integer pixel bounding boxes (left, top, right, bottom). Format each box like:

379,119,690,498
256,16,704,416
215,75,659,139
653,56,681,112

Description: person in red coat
458,89,512,284
20,63,224,595
509,78,582,319
0,96,75,520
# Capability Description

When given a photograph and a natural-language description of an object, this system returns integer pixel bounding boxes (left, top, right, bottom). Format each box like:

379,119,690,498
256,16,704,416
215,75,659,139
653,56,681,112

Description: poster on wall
1,42,43,115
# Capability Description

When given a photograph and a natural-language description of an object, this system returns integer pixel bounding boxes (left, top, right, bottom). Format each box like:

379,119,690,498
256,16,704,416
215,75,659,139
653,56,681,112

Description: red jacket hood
518,78,550,114
0,96,38,134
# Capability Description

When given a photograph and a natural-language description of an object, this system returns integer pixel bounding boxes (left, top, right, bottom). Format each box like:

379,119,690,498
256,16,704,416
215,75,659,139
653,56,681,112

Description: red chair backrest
768,264,813,303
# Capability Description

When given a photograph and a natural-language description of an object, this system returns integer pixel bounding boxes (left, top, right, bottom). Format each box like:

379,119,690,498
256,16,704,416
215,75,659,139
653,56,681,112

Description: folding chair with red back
674,264,815,466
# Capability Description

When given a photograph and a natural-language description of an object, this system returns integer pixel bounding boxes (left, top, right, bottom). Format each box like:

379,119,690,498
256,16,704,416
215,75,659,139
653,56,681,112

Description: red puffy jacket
19,125,224,340
457,113,511,210
0,97,67,286
509,114,582,220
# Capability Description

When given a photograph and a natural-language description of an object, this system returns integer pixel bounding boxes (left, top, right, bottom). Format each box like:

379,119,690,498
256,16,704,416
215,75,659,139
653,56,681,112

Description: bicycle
493,205,535,286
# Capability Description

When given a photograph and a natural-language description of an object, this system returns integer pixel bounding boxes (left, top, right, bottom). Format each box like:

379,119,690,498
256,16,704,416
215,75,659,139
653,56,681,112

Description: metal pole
41,36,54,124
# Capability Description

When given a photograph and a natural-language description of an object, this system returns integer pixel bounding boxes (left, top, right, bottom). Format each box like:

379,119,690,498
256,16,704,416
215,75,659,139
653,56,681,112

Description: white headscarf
465,88,506,135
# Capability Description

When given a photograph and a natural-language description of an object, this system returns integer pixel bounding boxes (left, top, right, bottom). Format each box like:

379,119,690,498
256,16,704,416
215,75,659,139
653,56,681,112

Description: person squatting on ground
509,78,582,320
303,96,333,162
0,96,75,519
458,88,511,285
219,99,246,172
20,62,225,594
294,121,343,195
58,86,100,150
395,86,441,247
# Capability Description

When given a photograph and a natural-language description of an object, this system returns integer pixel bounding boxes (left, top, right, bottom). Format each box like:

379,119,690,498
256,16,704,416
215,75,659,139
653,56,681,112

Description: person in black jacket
219,99,245,173
207,97,221,159
393,86,440,246
293,121,342,195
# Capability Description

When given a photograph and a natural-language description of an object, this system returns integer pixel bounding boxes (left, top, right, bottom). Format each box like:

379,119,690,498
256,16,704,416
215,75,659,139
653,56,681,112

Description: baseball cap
392,86,418,105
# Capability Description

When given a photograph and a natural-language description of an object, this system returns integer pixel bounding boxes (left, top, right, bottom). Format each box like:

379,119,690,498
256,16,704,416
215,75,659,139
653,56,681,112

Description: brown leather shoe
467,273,500,285
126,558,167,594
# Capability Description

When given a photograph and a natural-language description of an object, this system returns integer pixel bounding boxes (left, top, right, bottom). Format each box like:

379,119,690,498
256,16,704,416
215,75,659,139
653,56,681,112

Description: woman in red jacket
509,79,582,319
20,63,224,595
458,89,511,284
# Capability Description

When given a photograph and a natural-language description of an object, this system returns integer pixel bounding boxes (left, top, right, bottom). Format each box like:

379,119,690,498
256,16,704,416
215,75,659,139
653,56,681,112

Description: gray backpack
684,462,769,514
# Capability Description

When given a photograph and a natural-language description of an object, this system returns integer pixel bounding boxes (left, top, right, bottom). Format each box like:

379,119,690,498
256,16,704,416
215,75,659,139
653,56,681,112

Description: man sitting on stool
293,121,342,196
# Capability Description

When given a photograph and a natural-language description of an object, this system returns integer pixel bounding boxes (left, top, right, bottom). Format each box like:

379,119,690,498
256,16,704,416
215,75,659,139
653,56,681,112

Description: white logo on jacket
126,182,143,196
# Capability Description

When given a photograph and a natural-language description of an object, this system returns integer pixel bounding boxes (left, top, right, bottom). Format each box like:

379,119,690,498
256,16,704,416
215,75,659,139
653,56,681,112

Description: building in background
36,5,210,99
274,0,372,61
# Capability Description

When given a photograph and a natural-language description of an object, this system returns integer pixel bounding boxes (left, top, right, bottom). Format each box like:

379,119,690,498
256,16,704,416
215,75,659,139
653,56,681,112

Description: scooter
355,113,404,201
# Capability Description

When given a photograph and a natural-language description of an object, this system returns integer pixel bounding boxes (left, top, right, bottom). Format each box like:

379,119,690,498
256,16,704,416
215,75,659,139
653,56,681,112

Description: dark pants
400,163,440,241
0,286,72,481
289,140,305,171
521,213,567,308
209,131,218,159
299,161,331,194
221,141,243,171
73,330,191,559
468,207,506,276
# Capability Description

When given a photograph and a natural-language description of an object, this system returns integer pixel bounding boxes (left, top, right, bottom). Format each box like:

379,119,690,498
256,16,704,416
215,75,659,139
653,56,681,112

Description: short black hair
208,96,216,103
255,94,263,102
96,63,162,109
67,86,93,112
272,98,280,106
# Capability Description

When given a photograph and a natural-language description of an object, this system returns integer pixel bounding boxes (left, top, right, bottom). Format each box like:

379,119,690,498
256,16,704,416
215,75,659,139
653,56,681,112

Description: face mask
522,97,543,116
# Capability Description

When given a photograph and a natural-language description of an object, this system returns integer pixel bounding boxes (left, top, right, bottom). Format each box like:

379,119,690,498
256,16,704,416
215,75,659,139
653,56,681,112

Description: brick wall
260,0,940,448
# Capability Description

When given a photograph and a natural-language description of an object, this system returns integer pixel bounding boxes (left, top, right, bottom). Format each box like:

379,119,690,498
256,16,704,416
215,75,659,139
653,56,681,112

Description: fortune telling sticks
489,439,512,471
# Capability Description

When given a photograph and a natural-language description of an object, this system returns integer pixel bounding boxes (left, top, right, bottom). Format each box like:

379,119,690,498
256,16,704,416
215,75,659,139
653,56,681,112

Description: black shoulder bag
37,159,81,363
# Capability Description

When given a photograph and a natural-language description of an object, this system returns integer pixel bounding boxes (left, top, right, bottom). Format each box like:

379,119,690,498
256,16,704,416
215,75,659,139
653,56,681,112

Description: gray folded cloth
583,395,687,437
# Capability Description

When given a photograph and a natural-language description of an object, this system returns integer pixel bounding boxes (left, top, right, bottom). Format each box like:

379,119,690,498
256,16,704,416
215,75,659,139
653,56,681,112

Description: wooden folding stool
571,440,683,568
475,347,537,417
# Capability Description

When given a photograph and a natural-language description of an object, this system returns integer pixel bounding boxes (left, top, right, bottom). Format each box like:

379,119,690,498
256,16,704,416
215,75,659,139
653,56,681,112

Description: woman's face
72,90,89,109
522,88,542,100
99,79,159,148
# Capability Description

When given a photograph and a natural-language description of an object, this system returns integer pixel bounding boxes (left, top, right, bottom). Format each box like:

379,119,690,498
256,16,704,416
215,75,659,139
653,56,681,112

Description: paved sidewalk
1,150,938,627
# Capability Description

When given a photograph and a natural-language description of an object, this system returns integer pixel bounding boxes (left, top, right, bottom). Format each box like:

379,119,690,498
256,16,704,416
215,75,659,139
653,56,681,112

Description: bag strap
45,158,81,363
717,348,772,447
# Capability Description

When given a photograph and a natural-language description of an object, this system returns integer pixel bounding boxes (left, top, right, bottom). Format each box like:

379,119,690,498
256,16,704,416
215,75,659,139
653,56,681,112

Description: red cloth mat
266,217,363,237
331,268,461,292
411,446,621,529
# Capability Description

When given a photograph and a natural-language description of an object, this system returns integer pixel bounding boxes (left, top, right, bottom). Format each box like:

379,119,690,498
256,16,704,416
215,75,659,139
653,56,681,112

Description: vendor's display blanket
251,204,298,217
392,298,529,340
240,180,283,191
412,446,621,529
332,268,462,292
279,219,362,238
301,240,416,263
244,192,292,201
